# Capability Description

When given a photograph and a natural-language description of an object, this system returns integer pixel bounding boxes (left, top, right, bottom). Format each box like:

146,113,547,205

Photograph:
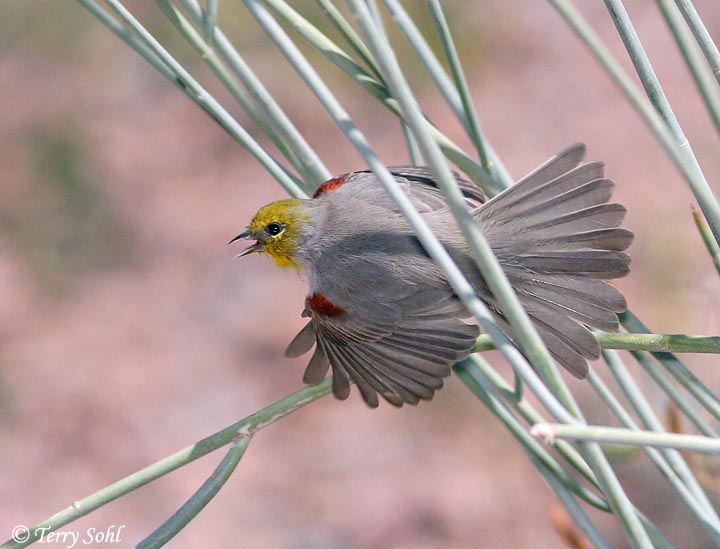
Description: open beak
229,230,263,258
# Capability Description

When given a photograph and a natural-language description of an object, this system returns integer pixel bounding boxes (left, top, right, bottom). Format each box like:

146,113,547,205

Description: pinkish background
2,2,720,547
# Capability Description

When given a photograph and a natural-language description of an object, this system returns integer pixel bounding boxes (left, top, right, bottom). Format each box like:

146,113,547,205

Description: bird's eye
266,222,284,236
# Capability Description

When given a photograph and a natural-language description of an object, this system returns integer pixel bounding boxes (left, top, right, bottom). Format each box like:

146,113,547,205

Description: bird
231,144,633,408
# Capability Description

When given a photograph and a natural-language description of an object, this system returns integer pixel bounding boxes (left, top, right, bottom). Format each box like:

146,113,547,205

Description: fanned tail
477,144,633,378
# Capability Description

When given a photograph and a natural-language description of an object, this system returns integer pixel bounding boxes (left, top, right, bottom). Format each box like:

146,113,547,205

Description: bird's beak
229,230,263,258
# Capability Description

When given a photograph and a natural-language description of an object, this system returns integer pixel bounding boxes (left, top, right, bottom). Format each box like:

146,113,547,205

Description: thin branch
601,349,720,534
158,0,312,184
136,434,252,548
380,0,502,191
620,310,720,423
549,0,720,248
532,423,720,454
630,349,718,438
693,207,720,276
314,0,383,80
472,332,720,355
672,0,720,85
176,0,332,186
1,380,331,548
425,0,492,172
203,0,218,45
587,368,718,532
459,356,673,546
603,0,720,249
454,358,610,512
657,0,720,135
84,0,306,198
258,0,493,188
349,0,581,421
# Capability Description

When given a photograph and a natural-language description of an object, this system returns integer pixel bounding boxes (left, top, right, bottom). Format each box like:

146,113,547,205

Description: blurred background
2,1,720,547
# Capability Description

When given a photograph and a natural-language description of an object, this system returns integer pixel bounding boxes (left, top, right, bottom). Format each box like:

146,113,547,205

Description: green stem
158,0,312,186
630,349,718,437
380,0,501,191
75,0,177,80
454,358,610,511
314,0,383,81
84,0,306,198
532,423,720,454
672,0,720,85
136,435,252,548
351,0,581,422
620,310,720,422
534,462,613,549
0,380,331,549
258,0,493,189
470,357,600,494
550,0,720,250
179,0,332,187
601,350,720,534
472,332,720,355
462,357,675,547
693,208,720,276
594,332,720,353
602,0,720,249
203,0,218,45
402,122,424,165
425,0,492,172
657,0,720,136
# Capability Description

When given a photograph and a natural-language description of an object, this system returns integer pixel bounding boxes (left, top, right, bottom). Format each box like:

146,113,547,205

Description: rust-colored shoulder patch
307,292,345,317
313,175,349,198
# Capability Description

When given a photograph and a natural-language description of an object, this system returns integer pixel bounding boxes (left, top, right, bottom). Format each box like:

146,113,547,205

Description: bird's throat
267,248,302,270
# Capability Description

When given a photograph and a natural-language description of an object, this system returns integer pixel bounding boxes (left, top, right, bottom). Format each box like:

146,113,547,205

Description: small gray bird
232,144,633,407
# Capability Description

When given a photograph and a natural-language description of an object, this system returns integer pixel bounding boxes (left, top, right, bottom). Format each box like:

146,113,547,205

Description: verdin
232,144,632,407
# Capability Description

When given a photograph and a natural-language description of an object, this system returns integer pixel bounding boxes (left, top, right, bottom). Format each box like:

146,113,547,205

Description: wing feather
284,143,631,402
299,312,478,406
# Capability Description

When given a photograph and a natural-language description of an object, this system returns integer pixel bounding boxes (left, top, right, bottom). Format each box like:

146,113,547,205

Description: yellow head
231,199,310,269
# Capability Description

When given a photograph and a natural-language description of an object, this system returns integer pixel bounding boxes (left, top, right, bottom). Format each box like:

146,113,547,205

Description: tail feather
477,144,633,378
512,250,631,278
492,311,592,378
536,276,628,312
324,342,384,407
513,143,587,190
528,308,601,360
524,203,627,234
535,228,634,252
509,178,614,222
487,163,606,217
518,288,619,332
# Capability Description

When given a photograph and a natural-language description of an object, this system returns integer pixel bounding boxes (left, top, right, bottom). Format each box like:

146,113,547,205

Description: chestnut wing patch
306,292,346,317
313,176,349,198
311,167,486,208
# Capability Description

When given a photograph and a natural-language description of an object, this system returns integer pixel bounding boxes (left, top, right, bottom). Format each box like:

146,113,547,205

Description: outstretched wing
296,168,483,407
285,286,479,408
291,193,479,407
